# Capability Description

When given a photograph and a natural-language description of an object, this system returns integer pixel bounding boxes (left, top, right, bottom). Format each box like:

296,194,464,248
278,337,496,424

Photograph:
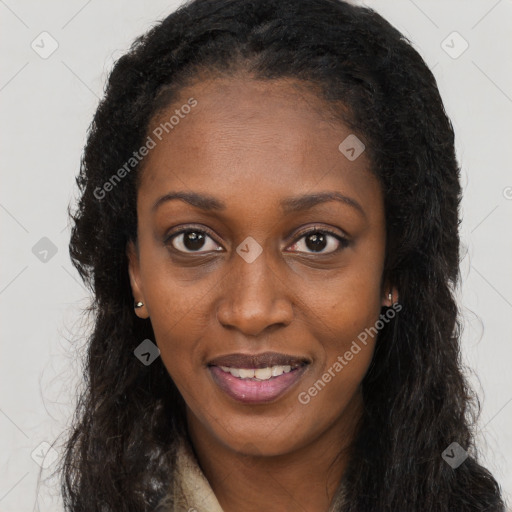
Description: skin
127,76,397,512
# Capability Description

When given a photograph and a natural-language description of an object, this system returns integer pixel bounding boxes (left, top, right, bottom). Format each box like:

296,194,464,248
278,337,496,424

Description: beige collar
155,437,224,512
174,438,225,512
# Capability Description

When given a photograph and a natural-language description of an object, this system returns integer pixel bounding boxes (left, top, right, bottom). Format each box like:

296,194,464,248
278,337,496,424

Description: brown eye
287,229,349,254
168,229,222,253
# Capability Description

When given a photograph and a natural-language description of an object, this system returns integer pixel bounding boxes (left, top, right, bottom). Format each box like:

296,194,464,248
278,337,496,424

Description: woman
62,0,507,510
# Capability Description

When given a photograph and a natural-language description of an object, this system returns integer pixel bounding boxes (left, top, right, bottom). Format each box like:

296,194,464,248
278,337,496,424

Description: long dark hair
62,0,506,510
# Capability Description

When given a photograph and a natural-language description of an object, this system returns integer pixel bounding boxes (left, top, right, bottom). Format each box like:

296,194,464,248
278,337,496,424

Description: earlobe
381,282,399,307
126,240,149,319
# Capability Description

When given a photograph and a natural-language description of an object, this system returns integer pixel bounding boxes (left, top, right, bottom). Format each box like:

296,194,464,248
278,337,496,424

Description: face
127,76,392,457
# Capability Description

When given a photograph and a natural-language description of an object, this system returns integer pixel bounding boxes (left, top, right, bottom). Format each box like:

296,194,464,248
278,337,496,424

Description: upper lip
207,351,310,369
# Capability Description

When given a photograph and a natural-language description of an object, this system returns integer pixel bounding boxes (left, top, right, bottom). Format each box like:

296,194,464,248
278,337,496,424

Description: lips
207,351,310,404
207,351,309,369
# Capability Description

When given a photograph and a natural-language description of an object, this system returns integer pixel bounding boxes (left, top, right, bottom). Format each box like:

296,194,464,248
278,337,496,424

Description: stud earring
134,301,144,309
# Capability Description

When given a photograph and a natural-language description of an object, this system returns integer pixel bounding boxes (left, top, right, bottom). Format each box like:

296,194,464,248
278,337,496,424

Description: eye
165,226,349,255
166,228,223,254
286,228,349,254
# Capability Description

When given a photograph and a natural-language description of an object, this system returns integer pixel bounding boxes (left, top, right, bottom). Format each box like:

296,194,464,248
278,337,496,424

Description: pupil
305,232,326,252
184,231,205,250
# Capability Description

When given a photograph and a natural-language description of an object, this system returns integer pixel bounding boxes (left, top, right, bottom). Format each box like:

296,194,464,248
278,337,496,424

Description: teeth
239,368,255,379
219,365,296,380
254,367,272,380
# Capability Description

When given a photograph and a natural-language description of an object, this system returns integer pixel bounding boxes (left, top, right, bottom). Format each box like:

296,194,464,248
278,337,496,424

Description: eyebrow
152,191,365,217
281,191,365,218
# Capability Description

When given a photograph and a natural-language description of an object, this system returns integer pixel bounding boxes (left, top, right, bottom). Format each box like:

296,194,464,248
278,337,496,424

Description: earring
134,301,144,309
388,292,392,301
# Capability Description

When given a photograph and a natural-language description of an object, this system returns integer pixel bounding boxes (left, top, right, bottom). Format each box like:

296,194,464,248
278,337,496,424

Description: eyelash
164,225,350,255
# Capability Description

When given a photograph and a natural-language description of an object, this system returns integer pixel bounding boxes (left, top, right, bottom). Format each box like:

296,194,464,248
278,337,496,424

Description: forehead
138,76,381,215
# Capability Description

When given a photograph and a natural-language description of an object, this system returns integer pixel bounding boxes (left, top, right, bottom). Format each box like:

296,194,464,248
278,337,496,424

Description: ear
126,240,149,319
381,280,399,308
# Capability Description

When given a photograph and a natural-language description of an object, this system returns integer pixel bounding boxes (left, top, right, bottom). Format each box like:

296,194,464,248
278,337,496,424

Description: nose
216,248,294,337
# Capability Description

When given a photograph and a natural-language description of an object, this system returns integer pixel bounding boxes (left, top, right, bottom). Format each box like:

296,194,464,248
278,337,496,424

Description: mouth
207,352,310,404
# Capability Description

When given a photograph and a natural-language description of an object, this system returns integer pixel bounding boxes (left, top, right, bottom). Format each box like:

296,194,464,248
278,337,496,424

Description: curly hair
62,0,506,510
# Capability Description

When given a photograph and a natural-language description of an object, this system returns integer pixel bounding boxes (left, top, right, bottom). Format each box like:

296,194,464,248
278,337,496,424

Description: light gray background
1,1,511,510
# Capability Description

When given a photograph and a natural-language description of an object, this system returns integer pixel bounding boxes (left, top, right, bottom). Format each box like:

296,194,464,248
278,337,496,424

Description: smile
218,364,298,380
207,352,310,404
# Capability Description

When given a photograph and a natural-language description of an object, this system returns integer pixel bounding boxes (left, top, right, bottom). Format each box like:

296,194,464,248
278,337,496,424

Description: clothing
162,437,225,512
155,436,348,512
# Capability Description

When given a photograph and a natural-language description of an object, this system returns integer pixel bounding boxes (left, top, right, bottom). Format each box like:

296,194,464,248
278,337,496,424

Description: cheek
147,293,210,380
292,256,384,394
137,263,214,385
296,262,384,343
295,293,380,427
139,247,213,336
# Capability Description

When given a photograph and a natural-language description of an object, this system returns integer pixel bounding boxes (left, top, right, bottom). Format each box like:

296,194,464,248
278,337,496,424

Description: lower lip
209,365,308,404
